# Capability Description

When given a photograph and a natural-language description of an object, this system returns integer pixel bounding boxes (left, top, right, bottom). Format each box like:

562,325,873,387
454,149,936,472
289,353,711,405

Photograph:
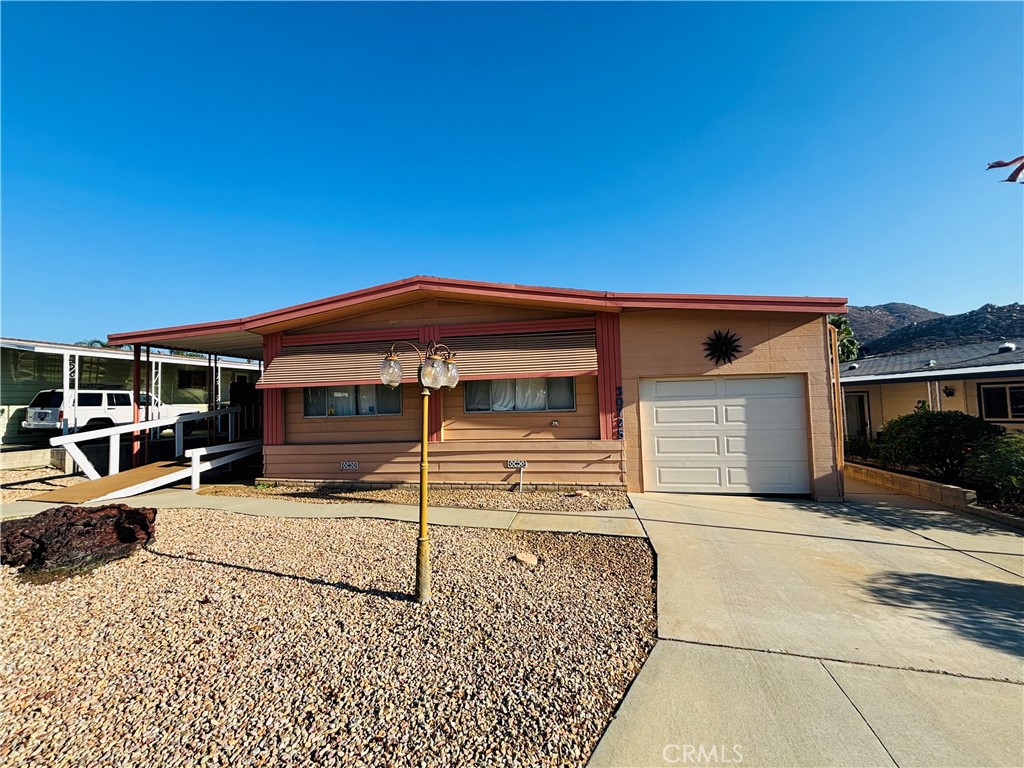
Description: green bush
877,405,1005,483
967,434,1024,504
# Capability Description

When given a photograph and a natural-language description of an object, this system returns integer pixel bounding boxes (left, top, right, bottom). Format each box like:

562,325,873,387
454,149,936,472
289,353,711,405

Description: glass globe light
380,356,403,388
443,360,459,388
419,355,448,389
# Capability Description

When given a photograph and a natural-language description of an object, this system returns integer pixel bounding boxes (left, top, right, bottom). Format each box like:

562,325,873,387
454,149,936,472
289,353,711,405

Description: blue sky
2,2,1021,344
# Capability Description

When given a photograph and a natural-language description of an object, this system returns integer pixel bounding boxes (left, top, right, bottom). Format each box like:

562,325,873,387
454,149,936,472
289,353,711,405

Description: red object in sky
987,156,1024,183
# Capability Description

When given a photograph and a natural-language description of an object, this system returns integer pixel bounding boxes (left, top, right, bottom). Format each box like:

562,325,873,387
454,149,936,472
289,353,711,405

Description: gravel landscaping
198,482,631,513
2,507,656,767
1,467,85,503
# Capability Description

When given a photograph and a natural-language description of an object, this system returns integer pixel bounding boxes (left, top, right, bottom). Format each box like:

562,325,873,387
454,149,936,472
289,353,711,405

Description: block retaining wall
844,462,1023,532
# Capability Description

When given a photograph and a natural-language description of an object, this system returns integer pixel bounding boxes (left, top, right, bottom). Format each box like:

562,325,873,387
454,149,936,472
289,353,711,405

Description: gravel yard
1,467,85,503
199,483,631,513
2,507,656,767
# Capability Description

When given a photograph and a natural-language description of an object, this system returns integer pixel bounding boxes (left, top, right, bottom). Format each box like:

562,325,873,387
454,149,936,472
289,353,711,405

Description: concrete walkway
0,485,648,537
589,480,1024,768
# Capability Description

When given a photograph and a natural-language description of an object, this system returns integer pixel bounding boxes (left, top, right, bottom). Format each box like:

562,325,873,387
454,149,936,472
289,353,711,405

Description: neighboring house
0,338,261,443
107,276,847,500
839,339,1024,440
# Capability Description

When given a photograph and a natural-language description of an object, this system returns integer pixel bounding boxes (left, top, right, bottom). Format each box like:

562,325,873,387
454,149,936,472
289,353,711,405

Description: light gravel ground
0,467,85,504
2,507,656,768
199,483,631,513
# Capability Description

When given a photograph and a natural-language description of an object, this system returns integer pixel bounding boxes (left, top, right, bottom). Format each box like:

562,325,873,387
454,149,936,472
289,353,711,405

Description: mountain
857,303,1024,356
846,303,945,344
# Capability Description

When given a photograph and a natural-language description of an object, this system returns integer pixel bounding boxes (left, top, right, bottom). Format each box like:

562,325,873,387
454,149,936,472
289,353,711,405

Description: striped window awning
257,331,598,389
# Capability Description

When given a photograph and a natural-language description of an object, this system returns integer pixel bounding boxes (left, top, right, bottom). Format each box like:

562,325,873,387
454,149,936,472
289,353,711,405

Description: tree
75,339,107,348
828,315,859,362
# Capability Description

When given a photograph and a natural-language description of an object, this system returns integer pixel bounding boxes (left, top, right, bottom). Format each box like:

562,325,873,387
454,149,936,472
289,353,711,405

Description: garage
639,375,811,494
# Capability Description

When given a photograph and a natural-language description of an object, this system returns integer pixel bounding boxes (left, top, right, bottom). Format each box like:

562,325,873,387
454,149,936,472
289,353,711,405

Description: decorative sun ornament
703,330,743,366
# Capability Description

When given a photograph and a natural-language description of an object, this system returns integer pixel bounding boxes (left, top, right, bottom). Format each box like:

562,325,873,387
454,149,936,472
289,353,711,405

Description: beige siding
284,385,421,444
293,299,589,335
442,376,600,440
264,439,625,486
619,309,841,500
849,377,1024,435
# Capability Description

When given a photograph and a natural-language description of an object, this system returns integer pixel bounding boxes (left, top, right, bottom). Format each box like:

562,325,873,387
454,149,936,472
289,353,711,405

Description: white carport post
60,351,80,435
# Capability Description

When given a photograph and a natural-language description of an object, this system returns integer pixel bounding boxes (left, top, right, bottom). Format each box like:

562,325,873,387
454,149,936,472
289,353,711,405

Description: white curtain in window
464,381,491,412
516,379,547,411
358,385,378,415
547,377,574,410
304,387,326,417
490,380,516,411
329,386,357,416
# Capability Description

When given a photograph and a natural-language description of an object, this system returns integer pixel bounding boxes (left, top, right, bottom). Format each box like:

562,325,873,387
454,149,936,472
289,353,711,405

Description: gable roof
840,339,1024,384
107,275,848,359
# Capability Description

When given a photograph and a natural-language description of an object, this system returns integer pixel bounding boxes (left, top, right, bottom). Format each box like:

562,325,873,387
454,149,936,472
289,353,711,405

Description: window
979,384,1024,421
30,391,62,408
107,393,131,407
464,377,576,413
78,393,103,407
303,385,402,417
178,370,208,389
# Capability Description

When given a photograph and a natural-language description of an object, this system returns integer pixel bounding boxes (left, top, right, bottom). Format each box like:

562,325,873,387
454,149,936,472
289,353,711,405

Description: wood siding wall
441,376,600,441
264,439,625,486
292,299,589,335
618,309,841,500
284,385,423,444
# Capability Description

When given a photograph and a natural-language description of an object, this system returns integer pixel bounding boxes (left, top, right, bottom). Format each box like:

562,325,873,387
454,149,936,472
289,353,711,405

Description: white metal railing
185,439,262,490
49,406,242,480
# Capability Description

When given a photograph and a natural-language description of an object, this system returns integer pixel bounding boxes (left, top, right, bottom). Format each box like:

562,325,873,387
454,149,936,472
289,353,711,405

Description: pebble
0,468,86,503
1,507,656,768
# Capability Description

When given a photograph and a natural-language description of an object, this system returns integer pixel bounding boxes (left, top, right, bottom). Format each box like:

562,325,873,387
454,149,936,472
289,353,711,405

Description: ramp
27,459,190,504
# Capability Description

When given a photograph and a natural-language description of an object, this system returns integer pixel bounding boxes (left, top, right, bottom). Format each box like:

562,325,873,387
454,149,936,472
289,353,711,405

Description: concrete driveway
590,480,1024,768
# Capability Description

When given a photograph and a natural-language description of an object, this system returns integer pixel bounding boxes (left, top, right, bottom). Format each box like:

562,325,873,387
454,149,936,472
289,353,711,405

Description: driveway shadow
784,497,1012,536
864,572,1024,656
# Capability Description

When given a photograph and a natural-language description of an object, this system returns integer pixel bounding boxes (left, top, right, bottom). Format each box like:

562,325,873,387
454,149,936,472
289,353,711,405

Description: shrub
877,405,1005,483
967,434,1024,504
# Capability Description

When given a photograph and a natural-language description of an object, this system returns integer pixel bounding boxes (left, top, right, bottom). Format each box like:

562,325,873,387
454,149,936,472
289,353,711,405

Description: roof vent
847,363,859,370
926,359,937,367
998,342,1017,353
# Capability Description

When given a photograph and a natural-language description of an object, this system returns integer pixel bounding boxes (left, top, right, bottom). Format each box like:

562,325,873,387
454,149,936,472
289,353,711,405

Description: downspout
827,323,844,474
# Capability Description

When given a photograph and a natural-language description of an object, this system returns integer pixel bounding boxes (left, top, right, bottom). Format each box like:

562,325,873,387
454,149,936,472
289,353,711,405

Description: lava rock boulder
1,504,156,578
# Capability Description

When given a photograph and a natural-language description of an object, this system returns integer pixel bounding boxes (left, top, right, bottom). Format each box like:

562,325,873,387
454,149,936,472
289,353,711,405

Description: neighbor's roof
0,336,260,367
840,339,1024,384
107,275,848,359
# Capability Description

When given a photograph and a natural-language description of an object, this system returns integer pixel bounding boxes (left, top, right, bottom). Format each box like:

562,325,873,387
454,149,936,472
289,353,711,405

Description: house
839,339,1024,441
0,337,260,443
107,276,847,500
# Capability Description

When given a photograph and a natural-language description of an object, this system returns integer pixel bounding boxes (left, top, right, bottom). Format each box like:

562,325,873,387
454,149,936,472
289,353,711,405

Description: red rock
1,504,156,576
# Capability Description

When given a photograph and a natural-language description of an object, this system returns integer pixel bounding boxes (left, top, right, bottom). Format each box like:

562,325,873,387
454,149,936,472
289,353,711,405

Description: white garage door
640,375,810,494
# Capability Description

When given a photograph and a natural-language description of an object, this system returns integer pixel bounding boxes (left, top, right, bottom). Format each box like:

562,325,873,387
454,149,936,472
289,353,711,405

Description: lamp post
380,341,459,604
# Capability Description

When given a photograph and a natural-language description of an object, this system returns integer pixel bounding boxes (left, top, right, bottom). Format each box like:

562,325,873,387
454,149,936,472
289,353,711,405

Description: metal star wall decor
703,329,742,365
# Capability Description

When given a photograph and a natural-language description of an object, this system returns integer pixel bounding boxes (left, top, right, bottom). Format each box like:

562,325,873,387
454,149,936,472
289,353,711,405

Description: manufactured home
107,276,847,500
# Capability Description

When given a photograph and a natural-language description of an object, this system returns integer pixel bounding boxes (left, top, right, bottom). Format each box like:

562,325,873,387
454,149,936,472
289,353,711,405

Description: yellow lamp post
380,341,459,604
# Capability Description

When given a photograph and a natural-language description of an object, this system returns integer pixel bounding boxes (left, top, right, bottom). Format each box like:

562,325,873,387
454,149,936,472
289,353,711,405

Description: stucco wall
618,310,841,500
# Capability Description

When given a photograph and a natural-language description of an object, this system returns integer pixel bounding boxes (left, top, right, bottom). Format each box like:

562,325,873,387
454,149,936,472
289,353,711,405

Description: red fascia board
107,318,250,346
608,293,848,314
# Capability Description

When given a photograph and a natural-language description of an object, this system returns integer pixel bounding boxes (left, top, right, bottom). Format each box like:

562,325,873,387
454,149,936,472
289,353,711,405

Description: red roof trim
109,275,847,348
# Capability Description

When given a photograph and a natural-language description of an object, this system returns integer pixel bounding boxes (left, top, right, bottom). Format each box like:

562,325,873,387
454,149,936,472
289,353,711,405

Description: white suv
22,388,167,432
